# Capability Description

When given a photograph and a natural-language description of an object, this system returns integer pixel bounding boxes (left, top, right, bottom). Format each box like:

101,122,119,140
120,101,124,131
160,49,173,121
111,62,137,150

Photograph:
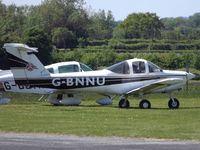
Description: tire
118,98,130,108
168,98,180,109
139,99,151,109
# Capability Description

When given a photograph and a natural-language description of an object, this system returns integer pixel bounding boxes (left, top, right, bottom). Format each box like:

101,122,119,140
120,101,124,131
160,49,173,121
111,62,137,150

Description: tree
118,12,164,39
67,9,89,38
161,17,187,30
0,3,27,46
52,27,77,49
0,1,6,35
189,13,200,28
161,13,200,40
188,28,200,39
25,0,89,48
88,10,115,39
112,25,126,39
194,51,200,70
30,0,88,35
23,27,52,65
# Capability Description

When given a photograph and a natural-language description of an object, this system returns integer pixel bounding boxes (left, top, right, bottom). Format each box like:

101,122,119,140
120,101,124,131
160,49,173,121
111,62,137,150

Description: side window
58,65,79,73
132,61,146,73
47,68,54,74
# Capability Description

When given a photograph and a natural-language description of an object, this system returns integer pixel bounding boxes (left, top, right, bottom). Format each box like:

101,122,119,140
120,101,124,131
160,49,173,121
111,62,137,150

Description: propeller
184,60,195,92
185,62,189,91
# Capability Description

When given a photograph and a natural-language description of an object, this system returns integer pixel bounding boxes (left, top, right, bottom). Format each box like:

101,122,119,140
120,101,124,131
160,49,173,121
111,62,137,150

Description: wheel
168,98,180,109
139,99,151,109
118,98,130,108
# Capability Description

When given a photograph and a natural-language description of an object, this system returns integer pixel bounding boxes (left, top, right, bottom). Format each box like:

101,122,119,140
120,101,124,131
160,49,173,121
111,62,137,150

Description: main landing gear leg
118,96,130,108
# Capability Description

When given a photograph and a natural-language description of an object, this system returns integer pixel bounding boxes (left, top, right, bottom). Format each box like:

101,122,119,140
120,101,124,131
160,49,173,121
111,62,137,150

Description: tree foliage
52,50,200,72
88,10,115,39
0,2,27,46
116,13,164,39
1,0,200,48
52,27,77,49
23,27,52,65
1,0,200,71
161,13,200,40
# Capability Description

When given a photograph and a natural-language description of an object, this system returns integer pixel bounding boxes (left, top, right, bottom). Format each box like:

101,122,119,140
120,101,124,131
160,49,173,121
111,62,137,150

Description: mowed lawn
0,82,200,140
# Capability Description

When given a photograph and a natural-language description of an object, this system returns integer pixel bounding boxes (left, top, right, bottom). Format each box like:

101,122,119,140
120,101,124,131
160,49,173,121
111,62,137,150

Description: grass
0,82,200,140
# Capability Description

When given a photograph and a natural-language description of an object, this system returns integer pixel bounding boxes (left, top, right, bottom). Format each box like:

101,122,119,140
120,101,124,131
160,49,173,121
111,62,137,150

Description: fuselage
0,65,194,96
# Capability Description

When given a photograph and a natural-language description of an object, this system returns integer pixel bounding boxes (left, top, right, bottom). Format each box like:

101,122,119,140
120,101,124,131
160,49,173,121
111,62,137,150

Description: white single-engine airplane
0,43,195,109
0,61,93,105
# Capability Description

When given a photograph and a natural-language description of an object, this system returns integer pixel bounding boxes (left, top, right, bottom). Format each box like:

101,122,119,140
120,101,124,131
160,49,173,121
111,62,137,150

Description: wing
126,78,184,95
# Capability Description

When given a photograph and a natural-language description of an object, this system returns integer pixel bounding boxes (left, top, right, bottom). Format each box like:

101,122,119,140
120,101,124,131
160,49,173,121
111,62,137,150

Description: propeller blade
186,74,189,91
185,61,190,92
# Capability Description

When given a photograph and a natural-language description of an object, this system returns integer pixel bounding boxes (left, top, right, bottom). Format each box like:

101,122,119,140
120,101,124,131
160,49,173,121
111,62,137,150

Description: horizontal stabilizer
4,43,38,53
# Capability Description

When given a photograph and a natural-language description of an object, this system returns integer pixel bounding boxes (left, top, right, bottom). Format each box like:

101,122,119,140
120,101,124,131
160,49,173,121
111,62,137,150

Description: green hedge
109,43,149,50
87,39,108,46
52,50,200,72
149,43,172,50
84,39,200,51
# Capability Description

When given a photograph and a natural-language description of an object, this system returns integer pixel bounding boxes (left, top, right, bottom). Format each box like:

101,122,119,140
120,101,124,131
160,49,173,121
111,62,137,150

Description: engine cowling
96,97,112,105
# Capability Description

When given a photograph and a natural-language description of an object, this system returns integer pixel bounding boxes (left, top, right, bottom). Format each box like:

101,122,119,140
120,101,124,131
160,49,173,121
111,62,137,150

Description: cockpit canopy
107,61,130,74
107,59,162,75
45,62,92,74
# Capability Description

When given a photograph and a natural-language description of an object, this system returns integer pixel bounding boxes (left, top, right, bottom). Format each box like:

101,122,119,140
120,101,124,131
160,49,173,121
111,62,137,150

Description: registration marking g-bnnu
52,77,105,87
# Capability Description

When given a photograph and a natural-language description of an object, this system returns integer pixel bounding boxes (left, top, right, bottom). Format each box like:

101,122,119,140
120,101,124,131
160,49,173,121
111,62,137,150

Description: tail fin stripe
6,52,28,68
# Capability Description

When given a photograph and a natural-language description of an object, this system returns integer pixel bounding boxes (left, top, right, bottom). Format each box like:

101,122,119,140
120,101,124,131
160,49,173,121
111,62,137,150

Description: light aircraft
0,43,195,109
0,61,93,105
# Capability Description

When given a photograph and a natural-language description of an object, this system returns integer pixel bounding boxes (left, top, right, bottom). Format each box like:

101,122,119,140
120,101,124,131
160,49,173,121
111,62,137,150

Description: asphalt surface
0,132,200,150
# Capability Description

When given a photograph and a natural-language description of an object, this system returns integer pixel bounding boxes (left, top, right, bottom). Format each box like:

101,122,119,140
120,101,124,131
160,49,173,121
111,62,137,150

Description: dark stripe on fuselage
14,76,163,89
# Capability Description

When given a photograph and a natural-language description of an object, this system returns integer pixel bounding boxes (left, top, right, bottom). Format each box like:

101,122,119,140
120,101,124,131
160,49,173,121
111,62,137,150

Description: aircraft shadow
42,104,200,110
177,106,200,110
127,106,200,110
124,106,200,110
43,104,103,108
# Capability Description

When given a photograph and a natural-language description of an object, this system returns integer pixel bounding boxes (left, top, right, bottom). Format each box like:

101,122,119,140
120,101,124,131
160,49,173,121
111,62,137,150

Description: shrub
88,39,108,46
149,43,172,50
174,44,195,50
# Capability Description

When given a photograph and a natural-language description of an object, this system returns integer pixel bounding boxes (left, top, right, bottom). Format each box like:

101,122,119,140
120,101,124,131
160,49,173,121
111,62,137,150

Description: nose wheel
168,98,180,109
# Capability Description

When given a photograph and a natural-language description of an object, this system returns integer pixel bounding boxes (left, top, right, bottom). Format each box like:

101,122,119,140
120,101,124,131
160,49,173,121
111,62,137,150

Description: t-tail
3,43,50,85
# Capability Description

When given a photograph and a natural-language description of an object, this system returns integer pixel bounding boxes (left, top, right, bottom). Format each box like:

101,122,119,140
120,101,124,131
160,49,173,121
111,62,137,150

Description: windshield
107,61,130,74
80,63,93,71
47,67,54,74
148,61,161,73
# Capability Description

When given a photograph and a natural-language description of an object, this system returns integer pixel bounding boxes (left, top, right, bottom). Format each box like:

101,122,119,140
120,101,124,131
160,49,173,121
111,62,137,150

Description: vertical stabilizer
3,43,50,84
